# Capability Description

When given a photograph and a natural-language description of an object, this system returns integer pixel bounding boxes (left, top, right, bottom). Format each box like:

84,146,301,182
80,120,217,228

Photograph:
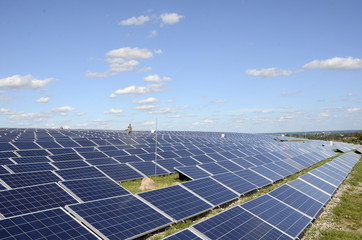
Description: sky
0,0,361,133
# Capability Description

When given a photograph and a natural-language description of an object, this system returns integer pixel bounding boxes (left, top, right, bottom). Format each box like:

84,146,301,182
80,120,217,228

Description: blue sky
1,0,361,133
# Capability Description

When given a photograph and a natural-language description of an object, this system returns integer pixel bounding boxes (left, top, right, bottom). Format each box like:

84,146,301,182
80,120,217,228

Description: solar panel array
0,128,360,239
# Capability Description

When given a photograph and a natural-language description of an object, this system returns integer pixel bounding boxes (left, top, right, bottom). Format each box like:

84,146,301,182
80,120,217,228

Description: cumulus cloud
135,105,157,111
210,100,227,103
151,107,177,114
84,71,114,78
303,57,362,70
160,13,184,24
246,68,302,77
347,107,360,112
282,90,301,96
104,108,123,114
0,108,13,115
8,106,75,120
192,119,214,126
143,121,156,126
144,74,171,82
120,16,150,26
107,47,153,60
35,97,49,103
168,114,182,118
154,49,163,54
0,74,55,89
138,67,152,73
111,84,165,97
318,113,330,117
109,60,139,72
138,97,157,104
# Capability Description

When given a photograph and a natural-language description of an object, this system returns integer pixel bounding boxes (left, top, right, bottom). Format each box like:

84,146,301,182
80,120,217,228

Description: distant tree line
284,131,362,144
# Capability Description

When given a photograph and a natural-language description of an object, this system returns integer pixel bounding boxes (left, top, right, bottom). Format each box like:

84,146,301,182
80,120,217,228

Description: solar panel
60,177,130,202
240,194,312,239
96,163,144,182
206,153,227,162
234,169,272,188
138,185,213,222
157,151,180,159
216,160,245,172
174,157,200,166
73,139,96,147
128,161,169,176
0,158,14,165
114,155,143,163
0,171,61,188
36,141,62,149
51,160,89,169
78,151,107,159
49,153,83,162
0,151,17,159
182,177,238,206
57,140,81,147
268,184,324,218
55,166,106,180
0,183,78,218
16,149,49,157
172,149,193,157
211,172,256,196
192,206,293,240
263,162,291,178
231,158,255,168
155,159,184,172
6,163,56,173
0,208,98,239
193,154,216,163
309,169,341,187
273,161,298,175
250,166,283,182
175,166,211,180
287,179,330,204
0,142,16,151
11,156,50,164
197,162,229,175
186,148,205,155
300,173,336,195
0,184,6,190
103,150,129,157
0,166,10,175
47,148,75,155
66,195,172,239
137,152,158,161
217,151,238,160
12,141,41,150
163,228,203,240
124,148,148,155
97,145,118,151
86,157,119,166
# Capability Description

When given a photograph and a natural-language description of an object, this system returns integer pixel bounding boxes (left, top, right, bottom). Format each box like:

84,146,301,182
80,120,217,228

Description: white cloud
303,57,362,70
136,105,157,111
282,90,301,96
348,93,354,96
109,60,139,72
245,68,301,77
151,107,177,114
144,74,171,82
104,108,123,114
85,71,114,78
120,16,150,26
167,99,174,103
35,97,49,103
149,30,157,38
0,74,55,89
203,119,214,123
106,47,153,60
0,108,13,115
154,49,163,54
168,114,182,118
138,97,157,104
111,84,165,96
160,13,184,24
347,107,360,112
138,67,152,73
143,121,156,126
318,112,330,117
51,106,75,112
211,100,227,103
192,119,214,126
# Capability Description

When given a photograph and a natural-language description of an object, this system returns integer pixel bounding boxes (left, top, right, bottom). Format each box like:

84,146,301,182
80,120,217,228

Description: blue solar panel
218,151,238,160
128,161,169,176
97,145,118,151
187,148,205,155
7,163,56,173
103,149,129,157
0,171,61,188
174,157,200,166
175,166,211,180
197,162,229,175
318,164,346,180
97,163,144,181
172,149,193,157
273,161,298,174
250,166,283,182
57,140,81,147
49,153,83,162
16,149,49,157
263,162,291,178
47,148,75,155
300,173,336,195
0,183,78,218
60,177,129,202
124,148,148,155
240,194,312,239
66,195,172,239
0,142,16,151
114,155,143,163
0,158,14,165
268,185,324,218
287,179,330,204
206,153,226,162
51,160,89,169
156,159,184,172
192,206,293,240
234,169,272,188
86,157,119,166
157,151,180,159
0,166,10,174
73,139,97,147
216,160,245,172
0,208,98,239
163,228,202,240
309,169,340,187
138,185,212,222
230,158,255,168
11,156,50,164
0,183,6,190
0,152,17,159
12,141,41,150
211,172,256,196
36,141,62,149
78,151,107,159
182,177,238,206
192,154,216,163
56,166,106,180
137,152,158,161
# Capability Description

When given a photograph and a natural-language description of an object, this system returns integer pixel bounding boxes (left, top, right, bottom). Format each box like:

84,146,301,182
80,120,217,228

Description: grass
304,155,362,240
119,152,349,240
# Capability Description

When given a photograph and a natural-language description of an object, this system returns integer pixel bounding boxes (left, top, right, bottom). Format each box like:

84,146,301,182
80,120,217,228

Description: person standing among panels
128,123,132,134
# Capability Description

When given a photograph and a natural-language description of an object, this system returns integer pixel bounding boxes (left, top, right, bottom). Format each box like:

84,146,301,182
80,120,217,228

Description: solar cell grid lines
175,165,211,180
78,151,108,159
51,160,90,169
55,166,106,181
60,177,130,202
0,171,61,188
66,195,172,240
0,183,78,218
138,185,213,222
234,169,272,188
197,162,229,175
86,157,119,165
97,163,144,182
49,153,83,162
6,162,56,173
114,155,143,163
128,161,169,176
16,149,49,157
0,142,16,151
211,172,257,196
300,173,336,195
0,151,17,159
12,141,41,150
0,208,99,240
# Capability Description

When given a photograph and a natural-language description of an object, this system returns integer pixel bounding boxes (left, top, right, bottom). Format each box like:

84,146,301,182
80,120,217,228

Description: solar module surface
66,195,172,240
0,171,61,188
